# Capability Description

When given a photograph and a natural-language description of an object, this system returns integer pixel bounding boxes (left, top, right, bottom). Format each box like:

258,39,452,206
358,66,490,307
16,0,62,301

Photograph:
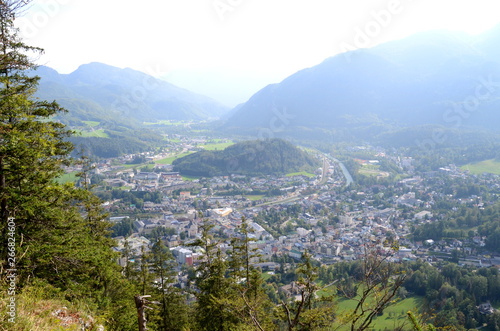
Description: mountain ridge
224,26,500,135
32,62,230,125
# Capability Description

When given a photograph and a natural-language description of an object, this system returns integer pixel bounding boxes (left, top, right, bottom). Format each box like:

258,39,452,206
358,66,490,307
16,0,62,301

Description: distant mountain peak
35,62,230,124
224,25,500,135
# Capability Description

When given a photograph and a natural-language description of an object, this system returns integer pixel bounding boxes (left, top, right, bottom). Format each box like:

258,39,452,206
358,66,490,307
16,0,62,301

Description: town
64,135,500,285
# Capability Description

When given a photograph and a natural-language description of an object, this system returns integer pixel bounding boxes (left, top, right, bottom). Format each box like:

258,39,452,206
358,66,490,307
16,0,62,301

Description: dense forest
70,129,163,158
173,138,319,177
0,1,139,328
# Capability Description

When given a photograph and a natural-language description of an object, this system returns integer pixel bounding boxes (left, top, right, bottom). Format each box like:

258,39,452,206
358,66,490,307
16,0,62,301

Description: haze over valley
3,1,500,330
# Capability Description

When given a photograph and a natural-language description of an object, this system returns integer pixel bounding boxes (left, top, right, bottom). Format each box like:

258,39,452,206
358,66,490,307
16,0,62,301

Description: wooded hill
173,138,319,177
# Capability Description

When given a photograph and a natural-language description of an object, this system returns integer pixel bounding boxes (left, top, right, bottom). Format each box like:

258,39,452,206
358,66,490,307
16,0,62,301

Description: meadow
461,159,500,175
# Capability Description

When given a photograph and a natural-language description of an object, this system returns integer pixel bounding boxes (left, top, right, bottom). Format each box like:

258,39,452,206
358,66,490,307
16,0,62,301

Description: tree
0,2,138,328
277,251,336,330
122,239,135,280
137,245,154,296
229,217,273,330
407,311,436,331
150,239,190,331
339,244,407,331
0,0,73,272
190,218,241,330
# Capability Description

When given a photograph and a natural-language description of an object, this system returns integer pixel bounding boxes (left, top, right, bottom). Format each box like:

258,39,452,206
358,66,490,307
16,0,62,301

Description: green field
335,295,424,330
118,185,133,191
182,175,201,181
155,152,194,165
286,171,316,178
200,142,234,151
461,159,500,175
245,195,265,201
76,129,109,138
316,283,424,330
358,164,390,178
56,172,79,184
82,120,100,127
261,272,274,281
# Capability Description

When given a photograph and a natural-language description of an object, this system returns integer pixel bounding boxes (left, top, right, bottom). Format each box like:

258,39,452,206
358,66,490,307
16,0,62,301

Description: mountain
33,63,230,125
224,27,500,136
172,138,319,177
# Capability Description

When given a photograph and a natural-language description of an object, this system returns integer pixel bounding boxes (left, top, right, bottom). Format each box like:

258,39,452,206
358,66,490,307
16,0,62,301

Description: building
210,208,233,217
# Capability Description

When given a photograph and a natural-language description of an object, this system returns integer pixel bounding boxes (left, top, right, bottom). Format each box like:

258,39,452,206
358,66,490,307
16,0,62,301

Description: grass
334,295,424,330
0,280,101,330
200,142,234,151
245,195,265,201
461,159,500,175
155,152,194,165
75,129,109,138
286,171,316,178
113,164,137,170
317,283,424,330
359,164,390,178
118,185,133,190
141,164,155,170
261,272,274,281
182,175,201,181
55,172,79,184
82,120,100,127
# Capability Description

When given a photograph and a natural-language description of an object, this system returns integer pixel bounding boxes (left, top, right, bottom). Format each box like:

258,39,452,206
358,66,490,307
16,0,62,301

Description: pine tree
150,239,190,331
0,2,138,329
0,0,73,274
229,217,273,330
122,238,135,280
138,245,154,296
190,218,241,331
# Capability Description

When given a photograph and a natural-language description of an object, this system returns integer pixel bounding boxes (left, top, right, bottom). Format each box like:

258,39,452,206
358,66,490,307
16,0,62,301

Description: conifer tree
190,218,241,331
0,0,73,273
138,245,154,296
0,2,138,329
150,239,190,331
229,217,273,330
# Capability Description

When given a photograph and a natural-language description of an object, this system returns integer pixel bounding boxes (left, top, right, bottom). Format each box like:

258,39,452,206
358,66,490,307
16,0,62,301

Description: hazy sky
17,0,500,106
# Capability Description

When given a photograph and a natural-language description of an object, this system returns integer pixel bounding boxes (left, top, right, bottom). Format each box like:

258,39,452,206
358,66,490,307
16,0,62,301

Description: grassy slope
200,142,234,151
0,281,101,330
461,159,500,175
74,129,109,138
317,283,425,330
155,152,194,165
331,296,424,330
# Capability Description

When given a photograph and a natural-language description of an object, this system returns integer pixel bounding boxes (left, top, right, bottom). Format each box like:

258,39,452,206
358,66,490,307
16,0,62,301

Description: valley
2,2,500,328
69,126,500,329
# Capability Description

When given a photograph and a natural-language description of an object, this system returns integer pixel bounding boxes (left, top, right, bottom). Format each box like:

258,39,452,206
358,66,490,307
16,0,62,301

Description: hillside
32,63,230,125
172,138,319,177
224,27,500,137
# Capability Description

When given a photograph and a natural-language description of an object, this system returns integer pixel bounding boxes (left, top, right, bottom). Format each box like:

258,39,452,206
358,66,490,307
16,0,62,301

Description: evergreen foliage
0,2,138,329
173,138,319,177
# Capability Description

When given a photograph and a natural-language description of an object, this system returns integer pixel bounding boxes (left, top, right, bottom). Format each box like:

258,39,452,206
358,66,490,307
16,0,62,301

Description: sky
16,0,500,107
